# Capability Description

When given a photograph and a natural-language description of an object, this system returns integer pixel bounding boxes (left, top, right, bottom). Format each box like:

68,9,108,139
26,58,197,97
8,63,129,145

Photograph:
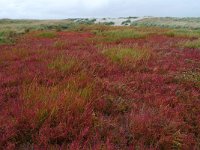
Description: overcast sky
0,0,199,19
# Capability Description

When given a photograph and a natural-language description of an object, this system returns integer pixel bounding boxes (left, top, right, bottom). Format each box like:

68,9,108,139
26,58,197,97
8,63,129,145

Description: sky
0,0,199,19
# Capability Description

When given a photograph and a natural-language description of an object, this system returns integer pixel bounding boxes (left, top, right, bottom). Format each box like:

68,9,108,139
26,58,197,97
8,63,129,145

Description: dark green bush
122,20,131,25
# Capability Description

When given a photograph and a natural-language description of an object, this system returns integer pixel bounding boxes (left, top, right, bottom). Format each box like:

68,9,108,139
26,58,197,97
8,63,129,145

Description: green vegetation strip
100,29,147,42
36,31,57,38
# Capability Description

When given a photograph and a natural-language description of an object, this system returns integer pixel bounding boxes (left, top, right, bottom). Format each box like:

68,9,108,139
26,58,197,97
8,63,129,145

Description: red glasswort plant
0,27,199,149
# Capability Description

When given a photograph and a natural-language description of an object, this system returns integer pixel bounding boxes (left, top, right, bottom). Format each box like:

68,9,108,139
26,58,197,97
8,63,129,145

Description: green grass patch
36,31,57,38
102,46,151,68
100,29,147,42
53,41,67,49
0,37,11,45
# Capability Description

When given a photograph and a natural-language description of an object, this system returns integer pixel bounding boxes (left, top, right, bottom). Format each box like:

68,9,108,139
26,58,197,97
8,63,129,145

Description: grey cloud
0,0,199,19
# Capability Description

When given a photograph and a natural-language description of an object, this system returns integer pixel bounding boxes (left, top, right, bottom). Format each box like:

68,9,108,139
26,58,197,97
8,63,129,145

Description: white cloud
0,0,199,19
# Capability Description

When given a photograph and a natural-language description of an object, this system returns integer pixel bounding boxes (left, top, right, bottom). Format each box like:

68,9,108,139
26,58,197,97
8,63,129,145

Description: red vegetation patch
0,29,199,149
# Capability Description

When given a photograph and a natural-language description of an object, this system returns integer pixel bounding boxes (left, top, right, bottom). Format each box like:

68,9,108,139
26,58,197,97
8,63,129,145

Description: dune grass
131,17,200,29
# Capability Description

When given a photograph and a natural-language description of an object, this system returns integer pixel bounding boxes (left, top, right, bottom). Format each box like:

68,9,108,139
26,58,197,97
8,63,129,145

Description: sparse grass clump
22,80,61,108
178,39,200,48
48,55,78,73
53,40,66,49
63,71,95,100
175,71,200,87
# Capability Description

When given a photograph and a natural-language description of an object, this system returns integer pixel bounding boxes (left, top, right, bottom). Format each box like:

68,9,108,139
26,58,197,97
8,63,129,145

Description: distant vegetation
131,17,200,29
1,17,200,46
121,19,131,25
99,21,115,26
0,30,17,45
0,19,77,45
74,18,97,25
